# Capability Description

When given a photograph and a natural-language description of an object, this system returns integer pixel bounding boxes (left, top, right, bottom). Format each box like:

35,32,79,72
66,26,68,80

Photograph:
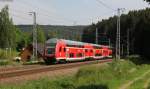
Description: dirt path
144,78,150,89
119,70,150,89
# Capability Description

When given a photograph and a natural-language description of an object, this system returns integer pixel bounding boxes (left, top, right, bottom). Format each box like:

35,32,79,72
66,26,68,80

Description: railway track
0,65,45,73
0,59,112,79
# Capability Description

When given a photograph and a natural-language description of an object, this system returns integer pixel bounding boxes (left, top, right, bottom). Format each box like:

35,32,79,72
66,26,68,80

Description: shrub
0,60,10,66
127,55,150,65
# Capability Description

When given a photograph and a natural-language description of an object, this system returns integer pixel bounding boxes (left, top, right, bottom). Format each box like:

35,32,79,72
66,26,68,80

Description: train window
59,47,62,52
90,50,93,53
95,53,102,56
77,53,82,57
47,48,55,54
69,53,74,58
66,53,69,57
85,49,88,52
64,48,66,52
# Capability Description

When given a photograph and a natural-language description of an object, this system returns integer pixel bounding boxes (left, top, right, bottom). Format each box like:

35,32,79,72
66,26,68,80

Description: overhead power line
17,0,75,23
11,13,32,21
95,0,115,11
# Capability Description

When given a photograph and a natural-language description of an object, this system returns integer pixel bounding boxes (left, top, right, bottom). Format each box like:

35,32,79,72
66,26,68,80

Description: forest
82,8,150,59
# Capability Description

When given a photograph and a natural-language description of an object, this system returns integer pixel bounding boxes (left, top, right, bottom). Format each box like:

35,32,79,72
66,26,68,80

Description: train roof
46,38,85,46
46,38,111,48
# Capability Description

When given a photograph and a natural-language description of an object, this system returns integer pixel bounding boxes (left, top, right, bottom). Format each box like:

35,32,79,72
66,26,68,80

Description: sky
0,0,149,25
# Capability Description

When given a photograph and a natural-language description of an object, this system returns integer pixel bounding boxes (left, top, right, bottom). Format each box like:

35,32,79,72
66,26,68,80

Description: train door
58,46,66,58
102,48,109,57
56,41,66,60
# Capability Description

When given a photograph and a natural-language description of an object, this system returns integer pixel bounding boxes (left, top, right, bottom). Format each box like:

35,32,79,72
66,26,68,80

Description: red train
43,38,112,64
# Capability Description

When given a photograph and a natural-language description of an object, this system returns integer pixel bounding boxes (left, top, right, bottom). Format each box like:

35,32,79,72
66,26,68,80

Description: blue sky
0,0,149,25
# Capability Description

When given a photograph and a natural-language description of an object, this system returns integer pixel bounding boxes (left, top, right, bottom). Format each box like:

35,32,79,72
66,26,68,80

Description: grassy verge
0,60,150,89
0,49,20,66
128,72,150,89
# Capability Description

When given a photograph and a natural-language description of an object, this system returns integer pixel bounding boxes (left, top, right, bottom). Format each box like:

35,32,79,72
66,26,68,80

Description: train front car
43,38,113,64
43,38,58,64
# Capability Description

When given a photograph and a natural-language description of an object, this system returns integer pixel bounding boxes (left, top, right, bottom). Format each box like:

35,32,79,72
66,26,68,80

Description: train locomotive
43,38,112,64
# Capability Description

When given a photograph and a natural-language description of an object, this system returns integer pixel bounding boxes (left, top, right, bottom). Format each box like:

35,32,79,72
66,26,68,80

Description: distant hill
17,25,87,41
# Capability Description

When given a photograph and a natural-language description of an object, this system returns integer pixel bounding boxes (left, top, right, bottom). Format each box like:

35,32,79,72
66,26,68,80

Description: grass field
0,49,21,66
0,59,150,89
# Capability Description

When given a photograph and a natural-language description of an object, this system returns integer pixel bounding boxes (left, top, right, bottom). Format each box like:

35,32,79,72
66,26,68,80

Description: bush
0,49,19,66
0,60,10,66
0,49,18,59
127,55,150,65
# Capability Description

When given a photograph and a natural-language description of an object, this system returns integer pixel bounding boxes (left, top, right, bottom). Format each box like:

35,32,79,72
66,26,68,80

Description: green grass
1,60,150,89
0,49,20,66
147,82,150,89
128,68,150,89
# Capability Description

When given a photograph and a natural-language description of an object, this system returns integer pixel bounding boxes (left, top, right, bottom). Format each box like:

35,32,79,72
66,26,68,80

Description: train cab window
69,53,74,58
47,48,55,54
59,47,62,52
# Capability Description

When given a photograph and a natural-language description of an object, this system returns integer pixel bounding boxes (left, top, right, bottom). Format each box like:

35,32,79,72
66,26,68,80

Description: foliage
0,49,18,59
0,49,19,66
1,60,150,89
37,25,46,43
82,8,150,59
129,73,150,89
0,6,28,52
0,60,10,66
17,25,86,41
0,6,17,49
145,0,150,3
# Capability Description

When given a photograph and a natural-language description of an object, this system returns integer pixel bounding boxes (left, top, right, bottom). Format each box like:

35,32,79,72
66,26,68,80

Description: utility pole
116,8,125,60
96,27,98,44
121,44,124,57
29,12,37,60
127,29,130,56
108,38,111,47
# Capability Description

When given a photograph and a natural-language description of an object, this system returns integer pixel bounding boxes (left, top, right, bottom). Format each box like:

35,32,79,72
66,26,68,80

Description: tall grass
1,60,150,89
0,49,19,66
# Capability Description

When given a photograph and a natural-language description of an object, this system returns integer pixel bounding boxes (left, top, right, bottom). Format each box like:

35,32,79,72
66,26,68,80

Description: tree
0,6,18,49
145,0,150,3
82,8,150,59
37,25,46,43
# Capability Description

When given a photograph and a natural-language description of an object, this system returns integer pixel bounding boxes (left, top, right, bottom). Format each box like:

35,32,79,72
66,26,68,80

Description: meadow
1,59,150,89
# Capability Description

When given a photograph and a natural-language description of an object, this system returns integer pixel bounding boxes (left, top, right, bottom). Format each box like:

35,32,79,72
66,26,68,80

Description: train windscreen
47,48,55,54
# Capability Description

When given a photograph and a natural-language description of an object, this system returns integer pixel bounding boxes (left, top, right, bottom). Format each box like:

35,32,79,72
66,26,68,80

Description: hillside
17,25,87,41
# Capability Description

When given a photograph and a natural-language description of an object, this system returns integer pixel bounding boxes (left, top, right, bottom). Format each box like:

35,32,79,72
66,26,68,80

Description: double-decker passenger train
43,38,112,64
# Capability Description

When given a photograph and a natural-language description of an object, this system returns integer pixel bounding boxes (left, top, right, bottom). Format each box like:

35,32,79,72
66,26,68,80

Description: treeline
145,0,150,3
0,6,86,52
82,8,150,59
0,6,20,49
0,6,46,52
17,25,85,41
